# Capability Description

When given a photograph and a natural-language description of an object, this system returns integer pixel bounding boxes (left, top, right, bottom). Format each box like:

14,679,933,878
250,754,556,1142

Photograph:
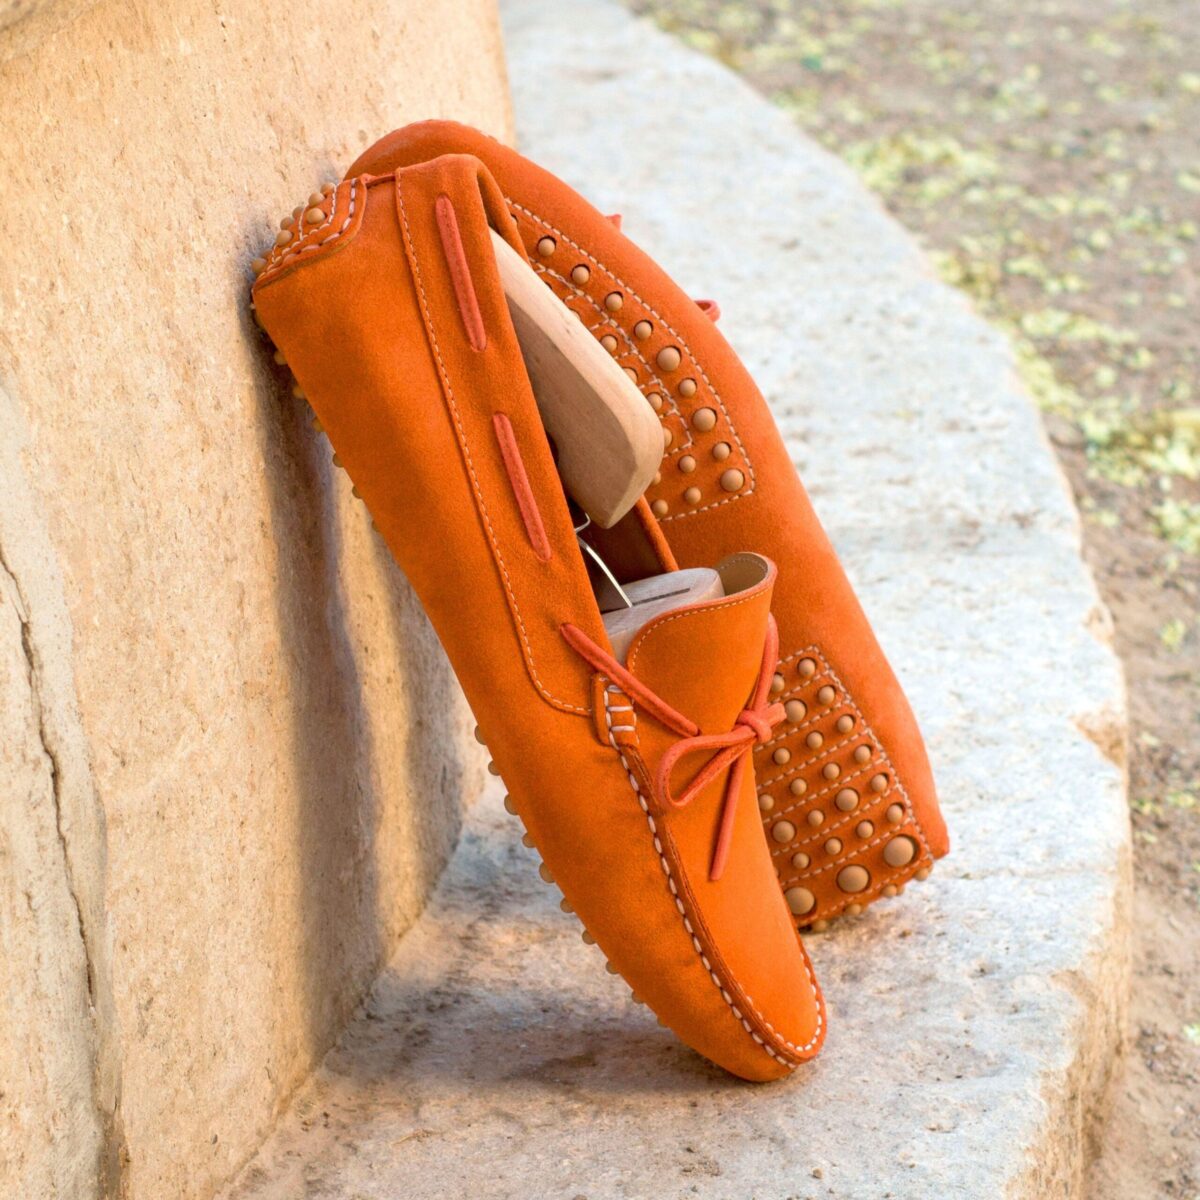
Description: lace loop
560,613,783,881
736,706,780,744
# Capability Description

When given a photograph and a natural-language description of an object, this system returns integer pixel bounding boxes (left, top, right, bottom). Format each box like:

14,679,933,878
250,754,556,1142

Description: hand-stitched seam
258,181,358,284
602,691,822,1066
396,180,586,715
604,683,640,750
773,780,932,891
625,589,763,675
507,200,755,521
761,645,936,901
755,727,866,789
756,694,869,753
492,414,553,562
777,780,901,851
755,654,845,753
754,665,853,751
771,783,933,914
719,551,771,575
766,646,934,847
528,269,701,471
768,759,894,822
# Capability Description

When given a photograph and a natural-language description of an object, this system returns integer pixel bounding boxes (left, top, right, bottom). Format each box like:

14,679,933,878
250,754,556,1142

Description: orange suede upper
345,124,949,928
251,155,825,1081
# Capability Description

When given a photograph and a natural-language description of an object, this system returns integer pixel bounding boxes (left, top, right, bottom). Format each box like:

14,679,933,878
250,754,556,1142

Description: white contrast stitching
605,683,641,750
625,588,763,675
601,691,823,1067
768,758,893,824
774,779,901,857
507,200,754,521
756,679,866,753
530,262,690,437
756,726,866,789
760,645,935,901
259,181,358,282
397,180,587,714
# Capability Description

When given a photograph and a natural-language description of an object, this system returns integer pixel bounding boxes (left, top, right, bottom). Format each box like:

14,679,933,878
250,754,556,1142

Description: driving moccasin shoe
344,123,950,931
250,154,825,1080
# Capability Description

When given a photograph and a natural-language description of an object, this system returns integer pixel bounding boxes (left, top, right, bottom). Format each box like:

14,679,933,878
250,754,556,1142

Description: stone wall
0,3,511,1198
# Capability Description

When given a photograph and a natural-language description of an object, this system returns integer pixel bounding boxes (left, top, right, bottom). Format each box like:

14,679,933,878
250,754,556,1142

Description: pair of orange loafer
250,123,949,1082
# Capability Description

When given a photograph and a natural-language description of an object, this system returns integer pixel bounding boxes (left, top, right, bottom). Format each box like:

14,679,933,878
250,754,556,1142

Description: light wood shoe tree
601,568,725,660
490,231,726,657
490,230,663,529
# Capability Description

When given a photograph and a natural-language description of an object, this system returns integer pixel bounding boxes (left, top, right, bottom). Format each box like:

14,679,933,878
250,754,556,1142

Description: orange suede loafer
250,154,824,1080
344,123,951,930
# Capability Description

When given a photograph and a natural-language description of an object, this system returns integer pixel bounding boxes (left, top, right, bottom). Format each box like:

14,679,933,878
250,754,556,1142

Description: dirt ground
627,0,1200,1193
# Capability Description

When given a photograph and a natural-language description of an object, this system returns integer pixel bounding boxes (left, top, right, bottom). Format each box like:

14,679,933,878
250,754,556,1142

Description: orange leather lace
560,614,784,881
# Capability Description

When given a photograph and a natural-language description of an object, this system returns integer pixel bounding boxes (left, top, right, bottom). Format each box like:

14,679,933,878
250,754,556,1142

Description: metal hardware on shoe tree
574,516,726,659
573,512,632,610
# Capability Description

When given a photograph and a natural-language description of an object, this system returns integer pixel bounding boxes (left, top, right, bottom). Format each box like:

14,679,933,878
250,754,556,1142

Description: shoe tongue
621,554,777,735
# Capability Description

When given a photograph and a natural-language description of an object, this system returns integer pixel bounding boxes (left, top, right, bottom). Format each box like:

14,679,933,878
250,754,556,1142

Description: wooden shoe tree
490,230,663,528
602,568,725,660
491,232,726,657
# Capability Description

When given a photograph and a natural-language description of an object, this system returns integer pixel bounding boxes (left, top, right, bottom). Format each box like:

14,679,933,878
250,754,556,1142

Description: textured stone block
0,2,510,1197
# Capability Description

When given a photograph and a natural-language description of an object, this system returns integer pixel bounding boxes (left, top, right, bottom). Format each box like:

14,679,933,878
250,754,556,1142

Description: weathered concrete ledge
224,0,1130,1196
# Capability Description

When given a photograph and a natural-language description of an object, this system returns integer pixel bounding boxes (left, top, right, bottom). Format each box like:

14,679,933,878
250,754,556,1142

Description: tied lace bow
561,614,785,881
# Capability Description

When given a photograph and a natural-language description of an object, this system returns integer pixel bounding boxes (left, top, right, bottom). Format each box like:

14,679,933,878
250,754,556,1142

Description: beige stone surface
0,384,120,1200
0,3,510,1198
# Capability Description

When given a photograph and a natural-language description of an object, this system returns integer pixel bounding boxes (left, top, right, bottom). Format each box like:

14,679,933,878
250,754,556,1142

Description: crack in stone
0,540,126,1198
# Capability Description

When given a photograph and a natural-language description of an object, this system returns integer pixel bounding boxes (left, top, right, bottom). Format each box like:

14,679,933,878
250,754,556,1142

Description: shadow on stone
322,806,758,1100
365,529,473,923
250,325,385,1059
